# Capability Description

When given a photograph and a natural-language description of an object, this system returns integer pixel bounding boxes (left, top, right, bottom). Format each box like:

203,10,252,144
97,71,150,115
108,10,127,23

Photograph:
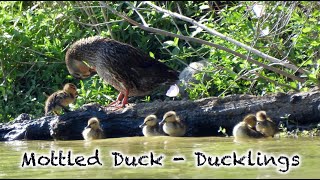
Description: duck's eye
82,74,91,78
166,115,173,118
72,73,81,79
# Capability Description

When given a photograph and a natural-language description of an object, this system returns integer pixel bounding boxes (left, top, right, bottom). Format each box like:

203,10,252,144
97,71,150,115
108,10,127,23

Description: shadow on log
1,90,320,141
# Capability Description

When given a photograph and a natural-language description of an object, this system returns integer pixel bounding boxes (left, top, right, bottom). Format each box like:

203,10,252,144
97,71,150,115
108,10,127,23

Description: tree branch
99,1,115,39
125,1,149,27
99,2,306,83
144,1,305,75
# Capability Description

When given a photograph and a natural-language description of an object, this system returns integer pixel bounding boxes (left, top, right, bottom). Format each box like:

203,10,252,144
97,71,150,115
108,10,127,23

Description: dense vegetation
0,1,319,122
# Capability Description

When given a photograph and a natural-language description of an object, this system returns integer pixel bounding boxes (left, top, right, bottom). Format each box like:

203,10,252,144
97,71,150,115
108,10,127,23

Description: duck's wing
248,128,265,138
101,39,179,89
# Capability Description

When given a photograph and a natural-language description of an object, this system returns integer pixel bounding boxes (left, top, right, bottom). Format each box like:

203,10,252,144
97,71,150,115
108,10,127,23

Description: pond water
0,136,319,178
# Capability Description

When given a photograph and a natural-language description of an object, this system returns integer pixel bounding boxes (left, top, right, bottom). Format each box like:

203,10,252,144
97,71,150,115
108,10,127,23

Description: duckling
82,117,104,140
255,111,279,137
159,111,186,137
139,115,164,137
233,114,265,139
44,83,78,116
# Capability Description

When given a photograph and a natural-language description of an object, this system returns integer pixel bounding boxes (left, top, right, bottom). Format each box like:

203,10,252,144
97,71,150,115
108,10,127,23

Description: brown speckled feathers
66,36,179,97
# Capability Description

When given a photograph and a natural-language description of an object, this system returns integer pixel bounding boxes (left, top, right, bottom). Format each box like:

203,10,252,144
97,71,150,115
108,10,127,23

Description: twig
125,1,149,27
78,1,101,34
99,1,115,39
169,16,235,77
17,61,64,64
17,62,36,81
18,45,62,61
70,17,123,27
144,2,305,74
254,72,299,91
1,67,17,86
154,35,189,67
0,59,5,85
100,2,306,83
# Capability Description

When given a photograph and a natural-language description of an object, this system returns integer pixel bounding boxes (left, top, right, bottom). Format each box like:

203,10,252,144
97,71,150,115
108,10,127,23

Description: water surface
0,136,319,178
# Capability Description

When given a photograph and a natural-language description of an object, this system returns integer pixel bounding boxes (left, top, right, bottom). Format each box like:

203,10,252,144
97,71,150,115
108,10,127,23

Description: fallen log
1,90,320,141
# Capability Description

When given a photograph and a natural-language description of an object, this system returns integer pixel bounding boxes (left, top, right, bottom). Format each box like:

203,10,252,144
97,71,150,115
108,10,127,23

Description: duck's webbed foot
106,92,124,107
104,90,128,111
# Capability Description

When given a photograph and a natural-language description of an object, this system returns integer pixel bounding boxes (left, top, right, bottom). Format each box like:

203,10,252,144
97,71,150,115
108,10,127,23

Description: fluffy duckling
139,115,164,137
82,117,104,140
255,111,279,137
159,111,186,137
233,114,265,139
45,83,78,116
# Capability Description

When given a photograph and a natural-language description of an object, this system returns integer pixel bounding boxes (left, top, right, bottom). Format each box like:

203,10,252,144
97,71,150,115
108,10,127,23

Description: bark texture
1,90,319,141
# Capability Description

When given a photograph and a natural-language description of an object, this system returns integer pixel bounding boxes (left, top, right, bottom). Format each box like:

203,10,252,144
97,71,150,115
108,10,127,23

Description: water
0,136,319,178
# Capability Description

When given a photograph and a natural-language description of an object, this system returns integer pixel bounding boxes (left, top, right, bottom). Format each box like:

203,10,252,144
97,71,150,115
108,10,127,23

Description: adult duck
65,36,179,108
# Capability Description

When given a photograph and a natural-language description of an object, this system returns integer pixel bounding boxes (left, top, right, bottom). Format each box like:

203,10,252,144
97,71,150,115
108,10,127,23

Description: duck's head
63,83,79,97
160,111,178,125
65,37,102,80
66,59,97,79
255,111,279,136
85,117,101,130
139,115,158,128
256,111,267,121
243,114,257,128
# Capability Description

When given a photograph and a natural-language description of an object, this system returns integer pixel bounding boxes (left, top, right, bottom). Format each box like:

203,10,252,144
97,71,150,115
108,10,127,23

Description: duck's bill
139,123,146,128
89,68,97,75
159,119,165,125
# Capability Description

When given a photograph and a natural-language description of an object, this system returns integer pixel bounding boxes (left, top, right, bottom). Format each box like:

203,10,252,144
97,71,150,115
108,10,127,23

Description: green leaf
290,82,297,89
200,5,209,10
302,27,312,33
173,37,179,46
149,51,155,58
163,40,174,47
172,47,180,55
310,41,320,47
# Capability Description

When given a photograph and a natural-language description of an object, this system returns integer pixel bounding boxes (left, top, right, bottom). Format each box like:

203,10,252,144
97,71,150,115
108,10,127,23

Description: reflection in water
0,136,319,178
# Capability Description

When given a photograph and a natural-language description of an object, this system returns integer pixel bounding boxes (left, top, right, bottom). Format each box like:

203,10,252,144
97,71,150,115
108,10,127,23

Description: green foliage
0,1,111,122
218,126,229,137
0,1,319,122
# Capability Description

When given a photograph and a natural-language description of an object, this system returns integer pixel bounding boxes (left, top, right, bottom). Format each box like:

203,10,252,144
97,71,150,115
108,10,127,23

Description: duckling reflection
82,117,104,140
255,111,279,137
233,114,265,139
139,115,165,137
159,111,186,137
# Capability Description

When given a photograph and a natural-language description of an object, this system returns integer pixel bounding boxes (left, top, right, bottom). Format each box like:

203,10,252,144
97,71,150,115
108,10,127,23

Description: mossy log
1,90,320,141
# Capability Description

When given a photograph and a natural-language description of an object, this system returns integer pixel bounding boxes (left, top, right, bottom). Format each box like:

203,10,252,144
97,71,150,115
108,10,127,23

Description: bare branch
78,1,101,34
18,45,62,61
99,1,306,83
154,35,189,67
70,17,124,27
125,1,149,27
144,1,305,74
17,62,37,81
99,1,115,39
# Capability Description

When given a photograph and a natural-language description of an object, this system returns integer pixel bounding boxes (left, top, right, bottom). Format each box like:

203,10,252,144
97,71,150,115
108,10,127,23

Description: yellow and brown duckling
65,36,179,108
159,111,187,137
82,117,104,140
255,111,279,137
44,83,78,116
139,115,164,137
233,114,265,139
